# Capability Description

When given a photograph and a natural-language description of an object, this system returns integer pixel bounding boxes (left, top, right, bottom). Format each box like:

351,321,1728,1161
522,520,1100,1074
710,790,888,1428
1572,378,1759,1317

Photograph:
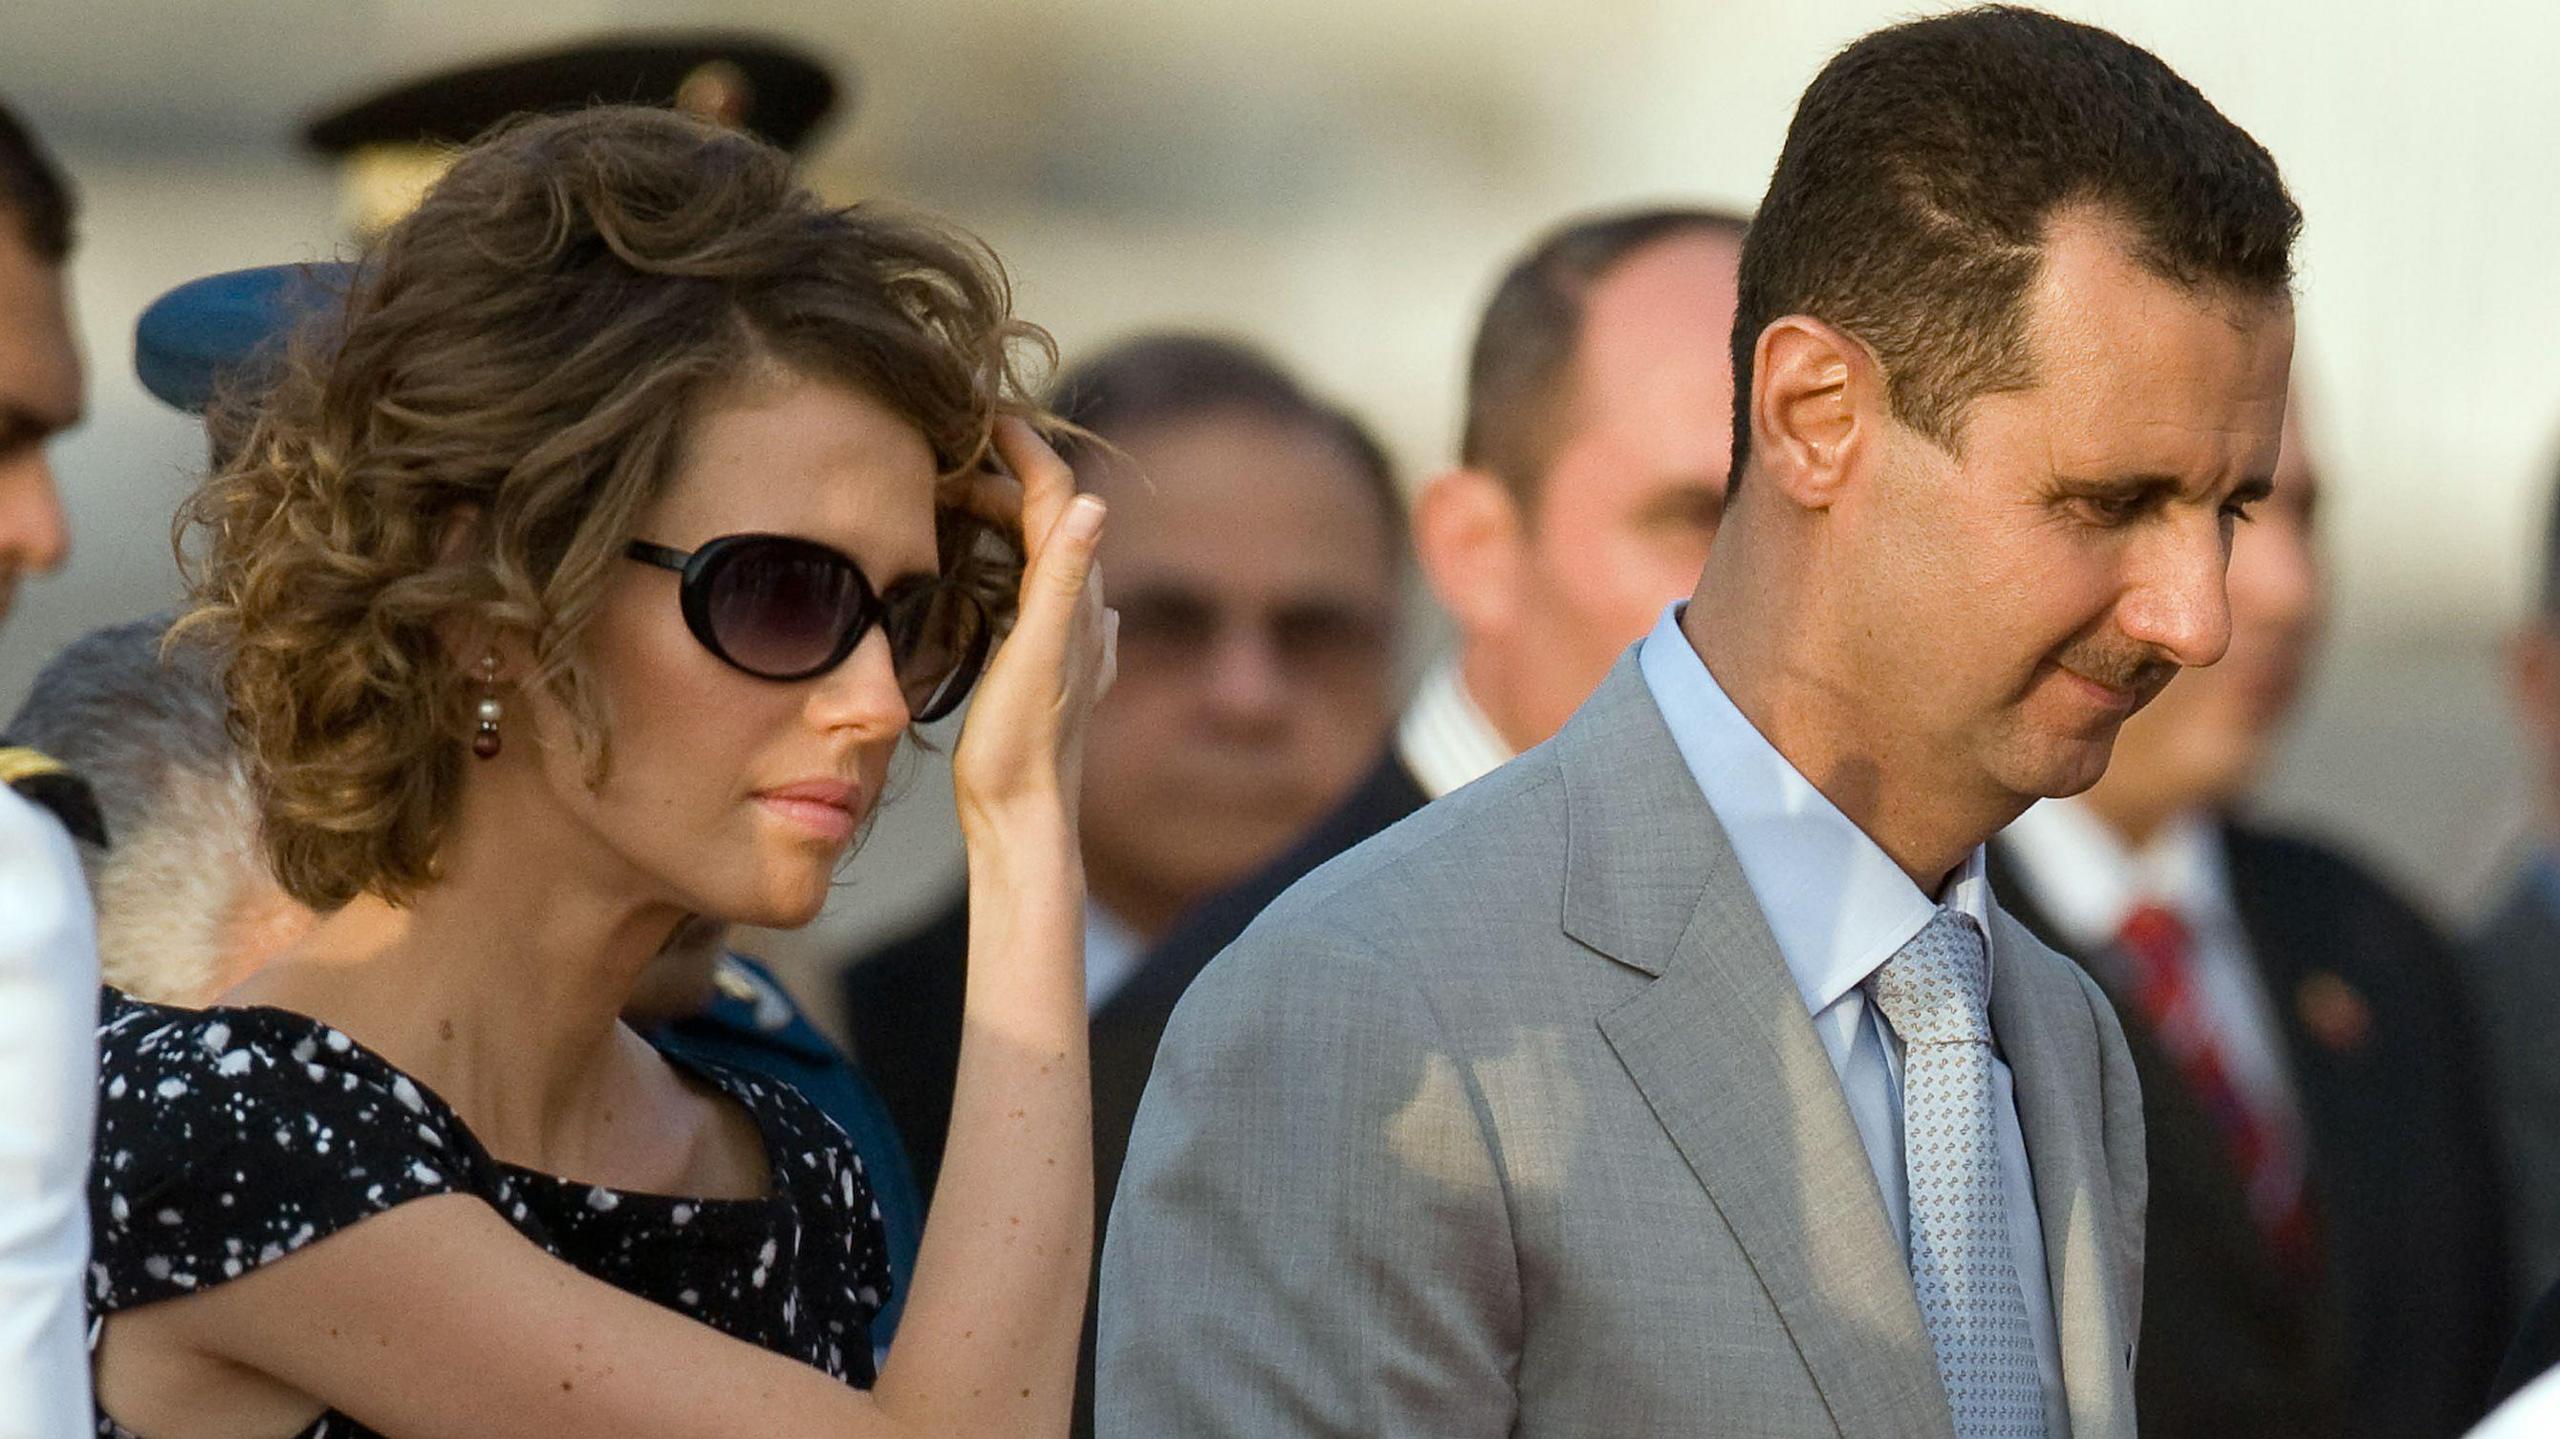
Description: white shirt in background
2469,1364,2560,1438
0,788,99,1439
1393,660,1515,804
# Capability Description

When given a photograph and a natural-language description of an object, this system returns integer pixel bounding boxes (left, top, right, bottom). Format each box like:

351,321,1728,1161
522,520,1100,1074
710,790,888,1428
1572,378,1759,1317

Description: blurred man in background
843,332,1403,1198
0,94,95,1439
1095,206,1745,1193
2467,454,2560,1330
1992,407,2509,1437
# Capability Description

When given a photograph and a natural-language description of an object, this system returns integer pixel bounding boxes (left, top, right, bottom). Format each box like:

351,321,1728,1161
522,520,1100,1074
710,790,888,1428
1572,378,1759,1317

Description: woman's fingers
992,416,1077,567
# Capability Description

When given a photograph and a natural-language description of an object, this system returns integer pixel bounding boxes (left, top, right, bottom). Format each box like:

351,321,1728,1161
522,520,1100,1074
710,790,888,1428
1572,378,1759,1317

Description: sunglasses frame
624,533,991,722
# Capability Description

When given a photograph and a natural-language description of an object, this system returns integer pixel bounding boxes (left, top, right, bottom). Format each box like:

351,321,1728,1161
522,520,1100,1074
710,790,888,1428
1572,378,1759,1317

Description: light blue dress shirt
1636,603,2065,1415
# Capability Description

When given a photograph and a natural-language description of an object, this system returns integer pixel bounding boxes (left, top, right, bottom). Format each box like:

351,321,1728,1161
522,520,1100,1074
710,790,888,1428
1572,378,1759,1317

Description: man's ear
1411,467,1531,640
2509,624,2560,760
1746,316,1884,511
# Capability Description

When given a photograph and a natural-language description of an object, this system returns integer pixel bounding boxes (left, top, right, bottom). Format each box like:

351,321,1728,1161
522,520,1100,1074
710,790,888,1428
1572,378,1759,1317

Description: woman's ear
1746,316,1885,512
427,504,512,679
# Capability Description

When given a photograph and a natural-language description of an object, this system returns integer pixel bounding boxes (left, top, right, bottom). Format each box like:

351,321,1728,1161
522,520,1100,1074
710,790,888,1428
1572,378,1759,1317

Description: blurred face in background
2504,529,2560,829
1076,410,1399,938
0,228,81,628
2082,404,2324,833
1422,230,1741,750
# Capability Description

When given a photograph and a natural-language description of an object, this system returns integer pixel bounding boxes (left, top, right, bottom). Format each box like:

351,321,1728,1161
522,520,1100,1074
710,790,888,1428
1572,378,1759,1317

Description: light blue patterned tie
1864,909,2047,1438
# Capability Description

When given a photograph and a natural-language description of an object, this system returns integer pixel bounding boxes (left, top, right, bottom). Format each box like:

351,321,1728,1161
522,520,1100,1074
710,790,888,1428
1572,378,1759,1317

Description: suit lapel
1987,905,2139,1435
1564,658,1952,1439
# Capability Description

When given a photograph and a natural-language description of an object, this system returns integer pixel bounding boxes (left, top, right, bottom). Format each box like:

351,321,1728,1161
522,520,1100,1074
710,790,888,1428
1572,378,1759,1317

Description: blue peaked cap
133,262,357,415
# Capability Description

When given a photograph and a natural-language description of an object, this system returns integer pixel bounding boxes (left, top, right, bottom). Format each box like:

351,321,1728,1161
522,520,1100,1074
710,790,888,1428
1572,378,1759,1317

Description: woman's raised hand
949,417,1114,832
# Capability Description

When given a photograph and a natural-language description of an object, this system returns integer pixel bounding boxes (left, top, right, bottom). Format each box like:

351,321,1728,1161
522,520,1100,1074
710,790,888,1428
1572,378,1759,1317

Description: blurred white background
5,0,2554,1028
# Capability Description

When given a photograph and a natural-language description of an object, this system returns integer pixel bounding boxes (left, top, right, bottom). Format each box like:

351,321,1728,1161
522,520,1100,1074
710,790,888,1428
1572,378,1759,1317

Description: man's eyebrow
0,400,79,447
2052,472,2182,497
2052,471,2274,505
2227,474,2277,506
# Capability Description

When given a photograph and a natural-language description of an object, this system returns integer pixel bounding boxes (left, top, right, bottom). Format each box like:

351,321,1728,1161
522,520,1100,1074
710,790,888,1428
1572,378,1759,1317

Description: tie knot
1865,908,1993,1047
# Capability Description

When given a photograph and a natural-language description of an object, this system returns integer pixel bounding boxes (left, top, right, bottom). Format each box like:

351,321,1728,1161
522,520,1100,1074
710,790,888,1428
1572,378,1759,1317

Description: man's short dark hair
0,99,74,263
1050,332,1403,558
1462,208,1749,506
1730,5,2299,482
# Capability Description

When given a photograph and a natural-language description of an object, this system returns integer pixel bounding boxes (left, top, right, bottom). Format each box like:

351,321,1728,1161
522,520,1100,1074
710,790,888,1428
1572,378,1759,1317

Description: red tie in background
2115,901,2322,1279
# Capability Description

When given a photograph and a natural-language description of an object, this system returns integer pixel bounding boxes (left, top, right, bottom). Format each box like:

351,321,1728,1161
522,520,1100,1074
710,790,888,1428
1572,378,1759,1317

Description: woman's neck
237,809,689,1170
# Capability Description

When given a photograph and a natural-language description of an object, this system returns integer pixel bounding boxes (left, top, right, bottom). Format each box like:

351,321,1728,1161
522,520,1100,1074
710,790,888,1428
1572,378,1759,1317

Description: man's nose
2117,519,2235,671
0,455,70,575
1200,622,1289,726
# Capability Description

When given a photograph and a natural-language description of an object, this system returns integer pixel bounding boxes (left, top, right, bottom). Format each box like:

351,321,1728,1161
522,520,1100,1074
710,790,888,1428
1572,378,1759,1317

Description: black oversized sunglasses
626,533,994,722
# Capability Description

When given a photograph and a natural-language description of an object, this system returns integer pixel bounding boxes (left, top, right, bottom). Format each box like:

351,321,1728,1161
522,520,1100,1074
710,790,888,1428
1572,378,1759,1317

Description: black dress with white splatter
87,990,893,1439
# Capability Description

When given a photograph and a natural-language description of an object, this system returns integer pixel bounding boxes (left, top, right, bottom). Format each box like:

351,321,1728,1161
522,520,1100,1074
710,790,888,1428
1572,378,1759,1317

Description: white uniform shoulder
0,785,93,973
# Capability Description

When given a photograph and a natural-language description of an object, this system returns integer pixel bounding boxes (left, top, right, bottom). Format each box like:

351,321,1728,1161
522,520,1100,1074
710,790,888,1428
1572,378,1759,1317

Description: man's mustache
2054,638,2179,705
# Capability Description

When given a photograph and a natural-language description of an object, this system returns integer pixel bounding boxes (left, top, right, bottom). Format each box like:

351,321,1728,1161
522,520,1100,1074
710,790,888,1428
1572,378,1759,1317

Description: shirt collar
1395,658,1517,801
1635,602,1993,1018
1996,796,2233,953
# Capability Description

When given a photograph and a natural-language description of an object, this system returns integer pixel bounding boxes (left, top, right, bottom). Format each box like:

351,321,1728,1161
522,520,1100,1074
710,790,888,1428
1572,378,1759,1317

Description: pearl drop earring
471,652,503,760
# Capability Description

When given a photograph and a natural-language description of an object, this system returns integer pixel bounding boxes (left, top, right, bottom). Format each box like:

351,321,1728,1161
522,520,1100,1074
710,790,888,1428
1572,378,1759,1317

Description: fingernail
1062,495,1106,540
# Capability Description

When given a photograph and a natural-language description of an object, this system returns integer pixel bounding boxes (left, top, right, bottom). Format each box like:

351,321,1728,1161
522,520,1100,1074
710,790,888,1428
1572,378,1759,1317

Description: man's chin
2005,731,2122,803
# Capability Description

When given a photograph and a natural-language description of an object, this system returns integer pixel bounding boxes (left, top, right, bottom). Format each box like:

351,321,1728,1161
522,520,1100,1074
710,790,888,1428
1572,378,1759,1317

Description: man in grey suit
1100,9,2303,1437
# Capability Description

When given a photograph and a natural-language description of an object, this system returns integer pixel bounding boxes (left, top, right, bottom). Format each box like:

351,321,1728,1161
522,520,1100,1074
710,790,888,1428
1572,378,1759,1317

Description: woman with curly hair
83,104,1113,1438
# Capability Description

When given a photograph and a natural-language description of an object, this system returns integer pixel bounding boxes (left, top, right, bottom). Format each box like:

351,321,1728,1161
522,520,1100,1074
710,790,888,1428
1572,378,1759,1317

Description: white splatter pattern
87,992,891,1438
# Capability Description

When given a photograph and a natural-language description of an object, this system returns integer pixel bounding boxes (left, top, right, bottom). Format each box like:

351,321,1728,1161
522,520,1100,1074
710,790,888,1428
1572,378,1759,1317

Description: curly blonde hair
177,105,1050,910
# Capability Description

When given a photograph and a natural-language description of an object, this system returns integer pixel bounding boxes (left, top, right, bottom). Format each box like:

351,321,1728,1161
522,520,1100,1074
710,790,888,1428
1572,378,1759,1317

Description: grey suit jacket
1098,656,2146,1437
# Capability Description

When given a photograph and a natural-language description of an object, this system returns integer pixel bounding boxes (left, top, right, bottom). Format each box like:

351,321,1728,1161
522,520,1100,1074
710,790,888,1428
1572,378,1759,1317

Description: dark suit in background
2460,869,2560,1309
1993,821,2508,1438
2492,1278,2560,1412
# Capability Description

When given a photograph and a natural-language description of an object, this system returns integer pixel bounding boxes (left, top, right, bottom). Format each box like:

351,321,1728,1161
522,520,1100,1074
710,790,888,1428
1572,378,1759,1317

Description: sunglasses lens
704,540,869,680
888,584,993,722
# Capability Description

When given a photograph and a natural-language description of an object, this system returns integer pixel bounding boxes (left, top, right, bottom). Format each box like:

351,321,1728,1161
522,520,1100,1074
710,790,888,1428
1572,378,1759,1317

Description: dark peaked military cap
140,30,848,410
302,32,846,233
302,31,844,157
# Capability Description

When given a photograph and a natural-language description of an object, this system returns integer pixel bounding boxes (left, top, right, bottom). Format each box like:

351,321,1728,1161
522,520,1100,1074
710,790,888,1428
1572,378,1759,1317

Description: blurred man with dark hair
1992,407,2509,1437
1104,208,1746,1170
1105,8,2299,1433
844,334,1398,1434
843,332,1402,1198
0,94,94,1439
2464,446,2560,1404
